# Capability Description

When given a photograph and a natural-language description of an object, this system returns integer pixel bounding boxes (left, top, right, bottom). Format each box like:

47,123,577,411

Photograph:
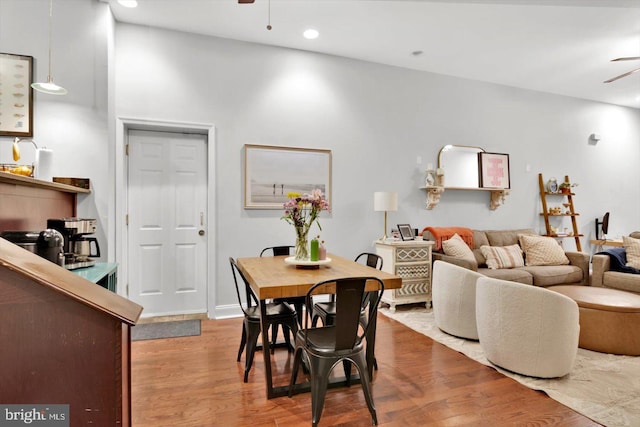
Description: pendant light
31,0,67,95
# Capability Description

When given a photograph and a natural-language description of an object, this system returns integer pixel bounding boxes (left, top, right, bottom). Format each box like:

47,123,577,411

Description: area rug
131,319,201,341
379,306,640,427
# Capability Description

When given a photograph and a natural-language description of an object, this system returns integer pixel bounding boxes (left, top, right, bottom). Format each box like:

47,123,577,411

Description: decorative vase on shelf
425,169,436,187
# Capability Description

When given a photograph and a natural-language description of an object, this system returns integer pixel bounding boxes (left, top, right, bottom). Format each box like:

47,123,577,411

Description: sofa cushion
480,245,524,269
442,234,477,267
485,229,535,247
478,267,533,285
472,230,490,266
623,235,640,269
519,265,583,287
519,234,569,266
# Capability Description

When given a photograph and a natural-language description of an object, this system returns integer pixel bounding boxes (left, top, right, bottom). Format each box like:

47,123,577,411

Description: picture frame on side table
244,144,332,209
478,152,510,189
397,224,415,241
0,53,34,137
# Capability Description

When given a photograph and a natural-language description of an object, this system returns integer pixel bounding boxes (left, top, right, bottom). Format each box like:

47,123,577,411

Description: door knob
199,230,205,236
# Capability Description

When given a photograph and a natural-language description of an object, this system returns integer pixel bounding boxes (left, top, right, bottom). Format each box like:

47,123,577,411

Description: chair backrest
475,276,579,378
305,277,384,351
229,257,259,316
354,252,383,270
260,246,294,257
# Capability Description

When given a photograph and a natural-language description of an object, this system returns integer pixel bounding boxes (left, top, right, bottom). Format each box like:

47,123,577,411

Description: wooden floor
131,311,601,427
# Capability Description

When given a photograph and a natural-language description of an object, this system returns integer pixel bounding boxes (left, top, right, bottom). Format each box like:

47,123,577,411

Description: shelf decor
0,53,34,137
244,144,331,209
281,189,330,260
478,152,510,189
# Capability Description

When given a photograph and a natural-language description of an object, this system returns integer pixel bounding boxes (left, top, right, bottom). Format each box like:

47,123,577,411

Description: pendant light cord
47,0,53,81
266,0,272,30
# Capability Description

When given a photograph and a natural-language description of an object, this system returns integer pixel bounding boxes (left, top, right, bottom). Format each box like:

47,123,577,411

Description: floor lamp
374,191,398,240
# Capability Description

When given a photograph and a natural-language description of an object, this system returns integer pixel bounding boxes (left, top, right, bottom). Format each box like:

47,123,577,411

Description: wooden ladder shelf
538,173,582,252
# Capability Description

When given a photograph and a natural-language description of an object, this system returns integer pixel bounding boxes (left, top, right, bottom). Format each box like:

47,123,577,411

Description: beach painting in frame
244,144,332,209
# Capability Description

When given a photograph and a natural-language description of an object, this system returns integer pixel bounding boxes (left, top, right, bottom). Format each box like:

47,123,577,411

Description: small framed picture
397,224,414,241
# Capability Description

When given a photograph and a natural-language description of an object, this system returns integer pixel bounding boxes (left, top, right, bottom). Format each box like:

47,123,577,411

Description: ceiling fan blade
611,57,640,62
604,67,640,83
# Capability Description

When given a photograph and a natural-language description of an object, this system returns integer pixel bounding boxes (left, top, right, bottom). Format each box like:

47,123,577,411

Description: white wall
2,1,639,316
114,24,640,315
0,0,111,258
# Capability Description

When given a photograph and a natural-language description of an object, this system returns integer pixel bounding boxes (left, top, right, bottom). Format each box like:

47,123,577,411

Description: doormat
131,319,201,341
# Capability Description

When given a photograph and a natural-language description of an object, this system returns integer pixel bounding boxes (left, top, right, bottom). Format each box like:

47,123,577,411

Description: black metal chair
311,252,383,372
229,257,298,382
311,252,383,328
260,246,305,347
259,246,295,257
289,276,384,427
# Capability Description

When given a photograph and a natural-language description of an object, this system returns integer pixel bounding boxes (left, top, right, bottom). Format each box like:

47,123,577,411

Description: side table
375,239,434,312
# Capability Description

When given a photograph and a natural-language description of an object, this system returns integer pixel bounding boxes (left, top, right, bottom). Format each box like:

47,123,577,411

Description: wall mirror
437,145,485,188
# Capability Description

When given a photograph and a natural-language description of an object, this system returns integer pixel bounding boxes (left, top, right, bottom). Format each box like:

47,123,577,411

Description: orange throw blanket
422,226,474,251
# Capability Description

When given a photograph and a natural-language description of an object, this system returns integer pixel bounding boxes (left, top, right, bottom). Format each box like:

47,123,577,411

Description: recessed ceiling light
118,0,138,8
303,29,319,40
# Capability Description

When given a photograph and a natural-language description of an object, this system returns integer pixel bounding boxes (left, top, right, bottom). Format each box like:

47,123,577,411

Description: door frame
114,117,216,318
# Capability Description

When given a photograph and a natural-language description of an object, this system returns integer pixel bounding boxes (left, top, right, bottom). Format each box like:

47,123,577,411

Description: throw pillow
519,234,569,266
479,244,524,269
442,233,477,267
623,235,640,269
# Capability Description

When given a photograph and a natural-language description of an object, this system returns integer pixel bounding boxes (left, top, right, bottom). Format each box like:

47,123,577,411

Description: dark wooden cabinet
0,240,142,426
0,172,90,231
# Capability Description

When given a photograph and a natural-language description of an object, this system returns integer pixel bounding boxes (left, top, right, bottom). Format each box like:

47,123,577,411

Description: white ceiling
104,0,640,109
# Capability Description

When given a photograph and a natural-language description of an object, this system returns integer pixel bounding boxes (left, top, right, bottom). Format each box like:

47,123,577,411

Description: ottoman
548,285,640,356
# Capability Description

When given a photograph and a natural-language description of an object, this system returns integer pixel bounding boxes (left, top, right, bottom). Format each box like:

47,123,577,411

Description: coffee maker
47,218,100,270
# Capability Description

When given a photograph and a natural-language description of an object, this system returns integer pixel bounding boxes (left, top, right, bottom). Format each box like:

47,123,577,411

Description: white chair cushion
442,233,477,267
623,235,640,269
480,244,524,269
519,234,569,266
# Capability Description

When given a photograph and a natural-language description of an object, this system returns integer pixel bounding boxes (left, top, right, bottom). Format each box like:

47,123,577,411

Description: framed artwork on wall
0,53,34,137
244,144,332,209
478,152,510,189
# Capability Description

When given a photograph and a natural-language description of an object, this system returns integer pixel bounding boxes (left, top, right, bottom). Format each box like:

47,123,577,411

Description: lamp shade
374,192,398,212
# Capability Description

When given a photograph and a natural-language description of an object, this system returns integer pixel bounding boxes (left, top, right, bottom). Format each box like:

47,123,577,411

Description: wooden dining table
236,253,402,399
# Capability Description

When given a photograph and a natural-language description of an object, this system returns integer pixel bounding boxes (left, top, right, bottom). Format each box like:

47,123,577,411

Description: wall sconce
374,191,398,240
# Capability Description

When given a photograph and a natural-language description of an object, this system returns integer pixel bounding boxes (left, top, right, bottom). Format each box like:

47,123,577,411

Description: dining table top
236,253,402,300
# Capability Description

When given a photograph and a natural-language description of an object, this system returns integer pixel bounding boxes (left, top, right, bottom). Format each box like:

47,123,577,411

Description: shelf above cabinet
0,172,90,194
420,186,510,210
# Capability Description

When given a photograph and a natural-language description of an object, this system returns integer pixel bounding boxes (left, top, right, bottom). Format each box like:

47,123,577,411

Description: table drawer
396,278,430,296
395,263,430,280
395,247,430,262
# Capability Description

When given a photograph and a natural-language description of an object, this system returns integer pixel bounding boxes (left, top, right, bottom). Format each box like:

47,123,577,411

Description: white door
127,129,208,317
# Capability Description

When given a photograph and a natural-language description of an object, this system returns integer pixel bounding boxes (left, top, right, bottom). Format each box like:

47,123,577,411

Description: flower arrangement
282,189,331,260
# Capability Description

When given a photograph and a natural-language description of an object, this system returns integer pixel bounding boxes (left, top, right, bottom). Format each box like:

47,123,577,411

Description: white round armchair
475,277,579,378
432,260,485,340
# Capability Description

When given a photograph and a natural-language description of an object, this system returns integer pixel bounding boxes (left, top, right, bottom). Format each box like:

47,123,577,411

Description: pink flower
281,189,330,231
